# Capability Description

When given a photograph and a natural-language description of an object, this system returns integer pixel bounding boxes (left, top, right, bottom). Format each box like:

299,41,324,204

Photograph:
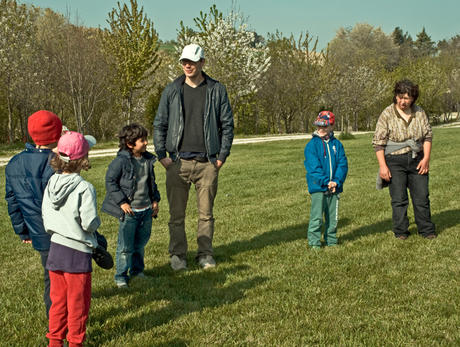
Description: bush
338,132,356,140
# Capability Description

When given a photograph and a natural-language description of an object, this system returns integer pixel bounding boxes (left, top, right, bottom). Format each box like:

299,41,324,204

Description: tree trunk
7,91,14,143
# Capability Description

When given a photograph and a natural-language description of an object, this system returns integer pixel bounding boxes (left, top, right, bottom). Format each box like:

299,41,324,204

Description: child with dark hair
101,123,160,288
42,131,100,347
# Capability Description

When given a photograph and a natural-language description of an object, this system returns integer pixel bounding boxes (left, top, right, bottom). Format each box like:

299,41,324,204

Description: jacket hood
46,173,83,209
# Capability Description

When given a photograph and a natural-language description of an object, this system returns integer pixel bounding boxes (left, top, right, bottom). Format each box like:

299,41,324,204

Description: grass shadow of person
89,264,266,345
213,218,351,262
340,209,459,243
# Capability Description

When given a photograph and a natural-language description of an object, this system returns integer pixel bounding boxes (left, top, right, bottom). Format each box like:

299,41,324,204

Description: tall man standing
154,44,234,270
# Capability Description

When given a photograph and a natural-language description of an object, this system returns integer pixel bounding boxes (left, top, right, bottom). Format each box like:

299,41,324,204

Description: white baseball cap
179,44,205,62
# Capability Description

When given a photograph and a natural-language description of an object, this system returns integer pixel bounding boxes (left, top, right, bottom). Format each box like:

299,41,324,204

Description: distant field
0,129,459,346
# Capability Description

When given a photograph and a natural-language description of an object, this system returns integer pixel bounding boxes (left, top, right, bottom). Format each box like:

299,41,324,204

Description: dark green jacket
153,73,234,163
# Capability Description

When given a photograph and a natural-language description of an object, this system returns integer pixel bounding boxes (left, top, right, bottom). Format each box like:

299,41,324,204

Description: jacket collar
25,142,53,153
117,149,156,160
172,72,217,90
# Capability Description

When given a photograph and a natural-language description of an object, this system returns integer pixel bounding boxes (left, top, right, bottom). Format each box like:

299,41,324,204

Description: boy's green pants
307,192,339,247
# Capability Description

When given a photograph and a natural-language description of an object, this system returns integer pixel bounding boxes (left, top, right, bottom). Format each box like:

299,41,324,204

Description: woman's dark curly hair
118,123,148,152
393,79,419,106
50,155,91,173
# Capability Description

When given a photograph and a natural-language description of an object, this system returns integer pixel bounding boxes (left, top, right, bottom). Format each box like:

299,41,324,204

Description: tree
392,26,415,62
0,0,36,142
392,27,405,46
328,23,399,70
103,0,161,124
322,61,390,132
414,27,437,57
175,5,270,133
259,31,324,133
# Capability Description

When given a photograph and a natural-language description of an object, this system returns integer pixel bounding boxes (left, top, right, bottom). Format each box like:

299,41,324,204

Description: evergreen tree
392,27,405,45
415,27,437,57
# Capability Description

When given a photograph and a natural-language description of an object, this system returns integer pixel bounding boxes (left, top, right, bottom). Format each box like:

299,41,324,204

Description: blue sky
22,0,459,49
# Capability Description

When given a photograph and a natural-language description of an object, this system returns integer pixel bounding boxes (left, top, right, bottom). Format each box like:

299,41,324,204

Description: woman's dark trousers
386,153,435,237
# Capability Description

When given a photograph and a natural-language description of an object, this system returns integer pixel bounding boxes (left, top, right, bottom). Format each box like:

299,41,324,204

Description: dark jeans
115,208,152,284
39,250,51,317
386,153,435,237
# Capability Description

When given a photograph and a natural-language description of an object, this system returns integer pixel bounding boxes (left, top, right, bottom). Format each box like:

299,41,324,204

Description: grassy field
0,129,459,346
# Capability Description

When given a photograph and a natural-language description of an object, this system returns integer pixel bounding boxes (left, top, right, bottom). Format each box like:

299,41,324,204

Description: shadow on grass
432,209,460,234
214,219,352,259
341,209,459,243
215,221,349,261
90,264,266,345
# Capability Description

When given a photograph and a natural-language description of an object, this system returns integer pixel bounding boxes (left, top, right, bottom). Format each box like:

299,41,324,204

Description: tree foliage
103,0,161,123
0,2,458,143
258,31,323,133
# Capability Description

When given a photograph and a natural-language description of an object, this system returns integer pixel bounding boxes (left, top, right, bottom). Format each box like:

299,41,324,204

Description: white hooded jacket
42,173,100,253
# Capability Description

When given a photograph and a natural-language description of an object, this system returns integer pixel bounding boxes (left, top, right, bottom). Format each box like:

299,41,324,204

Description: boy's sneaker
310,246,321,250
198,255,216,269
116,281,128,289
170,255,187,271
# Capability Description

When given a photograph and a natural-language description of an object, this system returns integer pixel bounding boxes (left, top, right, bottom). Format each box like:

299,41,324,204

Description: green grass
0,129,459,346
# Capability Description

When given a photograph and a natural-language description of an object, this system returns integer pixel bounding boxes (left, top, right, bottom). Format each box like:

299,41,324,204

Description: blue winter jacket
304,133,348,194
5,143,54,251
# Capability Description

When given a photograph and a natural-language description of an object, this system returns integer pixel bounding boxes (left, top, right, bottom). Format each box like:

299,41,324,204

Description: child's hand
328,181,337,193
152,201,159,218
120,203,133,215
22,239,32,244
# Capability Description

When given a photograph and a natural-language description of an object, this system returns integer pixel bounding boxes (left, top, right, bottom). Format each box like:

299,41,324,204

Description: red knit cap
27,110,62,145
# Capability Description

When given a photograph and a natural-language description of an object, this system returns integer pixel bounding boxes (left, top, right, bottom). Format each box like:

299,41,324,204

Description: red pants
47,271,91,347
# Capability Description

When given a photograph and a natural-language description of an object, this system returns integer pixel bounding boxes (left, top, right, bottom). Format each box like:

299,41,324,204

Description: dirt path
0,133,320,166
1,124,458,167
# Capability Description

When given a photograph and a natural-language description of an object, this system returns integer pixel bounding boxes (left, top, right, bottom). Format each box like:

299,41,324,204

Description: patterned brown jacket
372,104,433,155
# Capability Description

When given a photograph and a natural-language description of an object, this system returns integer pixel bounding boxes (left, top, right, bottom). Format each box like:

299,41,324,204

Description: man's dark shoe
396,235,408,240
424,234,437,239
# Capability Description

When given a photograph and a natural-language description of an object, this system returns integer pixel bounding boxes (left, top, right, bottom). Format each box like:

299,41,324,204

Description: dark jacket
153,72,234,163
304,132,348,194
101,150,161,221
5,143,54,251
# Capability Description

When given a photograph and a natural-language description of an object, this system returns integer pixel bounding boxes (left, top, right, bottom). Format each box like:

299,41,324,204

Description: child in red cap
304,111,348,248
5,110,62,317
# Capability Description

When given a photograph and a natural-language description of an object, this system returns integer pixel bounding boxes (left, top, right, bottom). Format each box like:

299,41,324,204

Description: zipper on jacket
176,92,184,153
326,140,333,181
203,87,212,159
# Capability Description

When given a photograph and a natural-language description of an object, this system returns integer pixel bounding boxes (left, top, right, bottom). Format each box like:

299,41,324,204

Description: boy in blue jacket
304,111,348,248
5,110,62,316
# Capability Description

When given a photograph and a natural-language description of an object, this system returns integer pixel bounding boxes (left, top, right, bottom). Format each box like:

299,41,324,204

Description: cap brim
179,55,201,62
84,135,96,149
